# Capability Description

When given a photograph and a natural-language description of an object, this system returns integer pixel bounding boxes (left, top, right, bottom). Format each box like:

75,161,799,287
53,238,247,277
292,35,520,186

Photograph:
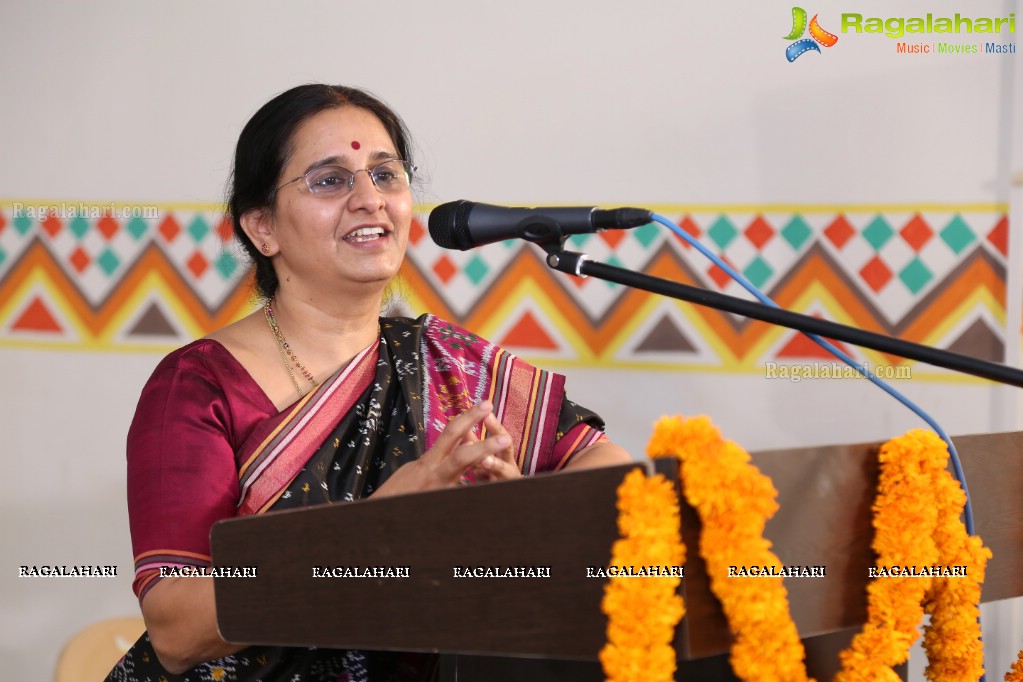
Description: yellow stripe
512,357,992,383
410,202,1008,214
618,202,1008,214
3,199,1006,215
0,198,225,212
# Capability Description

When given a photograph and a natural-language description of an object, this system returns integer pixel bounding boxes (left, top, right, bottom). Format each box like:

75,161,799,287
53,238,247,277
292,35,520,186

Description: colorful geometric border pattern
0,201,1007,376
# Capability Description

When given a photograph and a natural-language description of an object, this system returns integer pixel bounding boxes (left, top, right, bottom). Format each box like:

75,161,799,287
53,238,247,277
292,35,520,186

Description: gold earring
260,242,270,255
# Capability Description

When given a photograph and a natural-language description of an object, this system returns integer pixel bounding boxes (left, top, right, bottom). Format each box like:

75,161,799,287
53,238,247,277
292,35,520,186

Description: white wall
1,0,1021,678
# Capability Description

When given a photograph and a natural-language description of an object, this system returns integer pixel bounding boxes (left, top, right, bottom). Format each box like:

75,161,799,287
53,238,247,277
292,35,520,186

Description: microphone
428,200,653,250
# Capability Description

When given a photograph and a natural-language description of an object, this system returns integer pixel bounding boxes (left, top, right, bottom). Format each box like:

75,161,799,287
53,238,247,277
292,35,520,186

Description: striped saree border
132,548,212,601
235,340,379,516
552,424,608,470
422,315,565,476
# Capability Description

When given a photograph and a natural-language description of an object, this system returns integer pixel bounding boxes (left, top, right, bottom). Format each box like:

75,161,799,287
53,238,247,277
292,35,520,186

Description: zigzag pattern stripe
0,204,1008,374
397,245,1005,368
0,241,254,348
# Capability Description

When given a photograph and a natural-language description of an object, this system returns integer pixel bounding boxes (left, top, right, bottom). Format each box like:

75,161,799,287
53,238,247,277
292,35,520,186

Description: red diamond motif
159,216,181,242
744,216,775,250
987,216,1008,257
706,255,736,290
41,213,62,238
187,251,208,278
432,255,457,284
69,247,91,273
0,211,7,234
824,215,855,249
97,214,120,240
409,217,426,246
859,256,893,293
673,216,701,249
216,217,234,242
899,214,933,251
599,229,627,249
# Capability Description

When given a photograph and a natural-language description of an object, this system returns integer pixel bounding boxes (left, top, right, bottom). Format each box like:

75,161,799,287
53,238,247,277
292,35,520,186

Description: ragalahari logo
785,7,839,61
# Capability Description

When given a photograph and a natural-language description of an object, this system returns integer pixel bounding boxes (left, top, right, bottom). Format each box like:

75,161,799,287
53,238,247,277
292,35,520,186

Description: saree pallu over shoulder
231,313,574,517
419,315,565,476
236,341,379,516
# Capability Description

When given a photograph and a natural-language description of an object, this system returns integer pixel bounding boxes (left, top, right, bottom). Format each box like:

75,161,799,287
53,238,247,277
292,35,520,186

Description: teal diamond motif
899,257,932,294
707,216,738,249
0,247,6,268
127,217,149,241
69,217,90,240
780,216,812,250
188,217,210,242
632,222,659,248
743,256,774,289
862,216,894,251
97,248,120,276
502,239,518,248
603,255,622,289
567,233,593,248
14,215,33,235
215,252,238,279
940,215,975,254
464,255,489,285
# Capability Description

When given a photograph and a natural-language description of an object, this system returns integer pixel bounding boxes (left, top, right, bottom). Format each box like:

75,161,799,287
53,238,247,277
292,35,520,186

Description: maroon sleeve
126,344,246,602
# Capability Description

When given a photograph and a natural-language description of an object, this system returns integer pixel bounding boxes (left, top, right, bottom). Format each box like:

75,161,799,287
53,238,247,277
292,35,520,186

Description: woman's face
267,106,413,298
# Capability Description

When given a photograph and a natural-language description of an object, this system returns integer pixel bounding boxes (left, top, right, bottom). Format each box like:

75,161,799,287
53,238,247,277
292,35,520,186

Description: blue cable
651,213,976,537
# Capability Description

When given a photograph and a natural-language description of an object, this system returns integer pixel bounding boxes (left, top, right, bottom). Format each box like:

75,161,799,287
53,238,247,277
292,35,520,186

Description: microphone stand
538,245,1023,389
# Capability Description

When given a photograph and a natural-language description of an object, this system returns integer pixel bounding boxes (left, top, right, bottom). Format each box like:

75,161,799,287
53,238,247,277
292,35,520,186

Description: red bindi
351,141,361,150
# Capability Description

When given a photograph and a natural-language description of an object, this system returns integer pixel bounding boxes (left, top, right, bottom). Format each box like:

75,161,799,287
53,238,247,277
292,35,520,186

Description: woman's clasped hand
373,400,521,497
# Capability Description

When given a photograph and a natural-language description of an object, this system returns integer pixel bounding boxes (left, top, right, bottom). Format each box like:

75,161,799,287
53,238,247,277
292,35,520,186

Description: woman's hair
227,84,414,300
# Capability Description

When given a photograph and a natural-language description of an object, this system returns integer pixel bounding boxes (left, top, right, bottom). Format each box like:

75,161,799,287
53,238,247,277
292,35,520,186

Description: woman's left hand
468,411,522,482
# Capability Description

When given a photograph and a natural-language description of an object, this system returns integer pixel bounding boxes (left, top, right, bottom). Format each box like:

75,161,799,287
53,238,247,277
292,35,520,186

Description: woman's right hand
371,401,517,498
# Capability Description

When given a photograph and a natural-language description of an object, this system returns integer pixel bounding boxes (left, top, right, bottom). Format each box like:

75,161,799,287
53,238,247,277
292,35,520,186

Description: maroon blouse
126,339,278,600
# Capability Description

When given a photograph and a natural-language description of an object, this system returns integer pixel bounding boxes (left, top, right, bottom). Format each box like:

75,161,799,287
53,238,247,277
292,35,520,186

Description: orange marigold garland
834,429,995,682
610,417,996,681
599,468,685,682
1005,648,1023,682
648,415,812,682
835,429,944,682
922,429,992,682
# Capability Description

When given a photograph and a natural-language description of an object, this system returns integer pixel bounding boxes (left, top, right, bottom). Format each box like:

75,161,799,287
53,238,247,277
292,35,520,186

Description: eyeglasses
275,159,415,198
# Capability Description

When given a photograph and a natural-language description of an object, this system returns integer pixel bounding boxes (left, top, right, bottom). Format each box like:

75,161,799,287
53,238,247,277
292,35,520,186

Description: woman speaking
106,84,630,681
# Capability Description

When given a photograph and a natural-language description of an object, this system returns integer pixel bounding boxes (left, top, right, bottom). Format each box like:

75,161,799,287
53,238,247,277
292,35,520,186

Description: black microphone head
428,200,475,250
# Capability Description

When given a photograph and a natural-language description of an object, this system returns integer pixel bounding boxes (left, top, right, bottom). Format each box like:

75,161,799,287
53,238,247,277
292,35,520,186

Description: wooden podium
211,431,1023,681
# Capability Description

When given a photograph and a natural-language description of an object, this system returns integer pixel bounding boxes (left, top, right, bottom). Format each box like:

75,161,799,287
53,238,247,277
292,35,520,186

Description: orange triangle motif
12,296,64,333
499,310,559,350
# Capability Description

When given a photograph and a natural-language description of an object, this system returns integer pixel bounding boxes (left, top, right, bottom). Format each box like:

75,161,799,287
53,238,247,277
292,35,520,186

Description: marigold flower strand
920,430,991,682
599,468,685,682
649,415,812,682
1005,647,1023,682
